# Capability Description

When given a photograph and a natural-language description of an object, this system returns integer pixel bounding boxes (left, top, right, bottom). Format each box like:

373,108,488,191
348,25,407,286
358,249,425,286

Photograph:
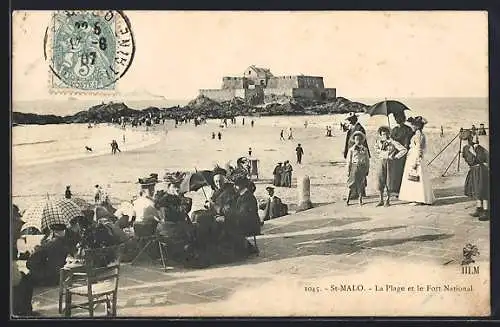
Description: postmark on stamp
44,10,135,92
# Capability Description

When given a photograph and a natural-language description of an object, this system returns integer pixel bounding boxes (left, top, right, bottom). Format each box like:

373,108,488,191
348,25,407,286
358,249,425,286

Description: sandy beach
12,114,486,214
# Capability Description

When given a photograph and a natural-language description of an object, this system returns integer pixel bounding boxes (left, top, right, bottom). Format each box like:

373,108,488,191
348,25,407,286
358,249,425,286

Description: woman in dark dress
155,182,203,267
462,131,489,220
273,162,283,187
389,111,414,194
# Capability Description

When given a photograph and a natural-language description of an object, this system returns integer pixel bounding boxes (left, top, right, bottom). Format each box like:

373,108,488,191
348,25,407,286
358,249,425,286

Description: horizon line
13,95,489,103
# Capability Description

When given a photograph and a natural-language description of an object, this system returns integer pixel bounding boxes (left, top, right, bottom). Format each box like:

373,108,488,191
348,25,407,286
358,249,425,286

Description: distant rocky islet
12,95,370,125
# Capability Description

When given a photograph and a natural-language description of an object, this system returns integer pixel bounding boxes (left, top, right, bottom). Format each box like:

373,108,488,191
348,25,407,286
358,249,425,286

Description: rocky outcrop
12,112,67,125
12,95,371,125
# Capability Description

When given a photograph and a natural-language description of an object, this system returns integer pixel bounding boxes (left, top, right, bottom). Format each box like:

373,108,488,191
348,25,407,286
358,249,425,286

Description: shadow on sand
257,226,453,261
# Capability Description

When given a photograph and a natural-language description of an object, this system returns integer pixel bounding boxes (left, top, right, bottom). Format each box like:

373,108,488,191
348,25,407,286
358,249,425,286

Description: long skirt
464,164,489,200
347,163,368,199
280,173,287,187
157,221,195,259
388,155,407,193
191,209,218,246
399,149,435,204
273,174,281,186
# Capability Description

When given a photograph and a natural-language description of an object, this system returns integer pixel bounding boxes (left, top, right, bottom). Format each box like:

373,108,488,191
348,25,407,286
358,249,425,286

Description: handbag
408,167,420,182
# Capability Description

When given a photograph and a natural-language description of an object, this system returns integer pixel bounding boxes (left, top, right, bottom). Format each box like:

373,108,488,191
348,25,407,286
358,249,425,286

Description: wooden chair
62,244,124,317
58,263,86,314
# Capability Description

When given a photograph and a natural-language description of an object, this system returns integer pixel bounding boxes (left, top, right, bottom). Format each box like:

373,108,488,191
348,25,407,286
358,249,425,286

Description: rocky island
11,95,369,126
12,95,370,126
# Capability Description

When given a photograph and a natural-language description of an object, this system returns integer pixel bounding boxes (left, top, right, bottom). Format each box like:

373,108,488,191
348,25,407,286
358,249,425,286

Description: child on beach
374,126,408,207
346,131,370,206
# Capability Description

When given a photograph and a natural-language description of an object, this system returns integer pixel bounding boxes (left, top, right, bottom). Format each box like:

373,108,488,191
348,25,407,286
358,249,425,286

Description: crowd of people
12,108,490,316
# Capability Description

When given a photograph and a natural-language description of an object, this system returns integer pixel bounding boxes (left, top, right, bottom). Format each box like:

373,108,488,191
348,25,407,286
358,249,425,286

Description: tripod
427,126,488,177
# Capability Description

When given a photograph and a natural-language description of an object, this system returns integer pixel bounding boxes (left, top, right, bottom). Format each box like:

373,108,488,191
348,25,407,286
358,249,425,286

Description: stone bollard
297,175,313,212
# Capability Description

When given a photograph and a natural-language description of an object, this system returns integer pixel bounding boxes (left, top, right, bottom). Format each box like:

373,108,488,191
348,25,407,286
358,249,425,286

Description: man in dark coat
343,113,370,159
296,144,304,164
260,186,288,221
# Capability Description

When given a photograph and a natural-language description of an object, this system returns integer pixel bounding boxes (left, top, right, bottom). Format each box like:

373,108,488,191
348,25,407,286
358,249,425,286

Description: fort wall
222,77,245,89
200,67,336,103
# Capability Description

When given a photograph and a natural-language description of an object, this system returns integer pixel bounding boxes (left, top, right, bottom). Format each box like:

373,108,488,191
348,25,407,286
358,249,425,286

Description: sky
12,11,488,102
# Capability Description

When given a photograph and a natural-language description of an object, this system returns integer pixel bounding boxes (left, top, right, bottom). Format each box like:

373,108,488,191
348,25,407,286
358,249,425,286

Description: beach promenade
29,172,489,317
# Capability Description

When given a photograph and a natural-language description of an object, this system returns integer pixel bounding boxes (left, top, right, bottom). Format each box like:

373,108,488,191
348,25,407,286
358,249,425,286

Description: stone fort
199,65,336,104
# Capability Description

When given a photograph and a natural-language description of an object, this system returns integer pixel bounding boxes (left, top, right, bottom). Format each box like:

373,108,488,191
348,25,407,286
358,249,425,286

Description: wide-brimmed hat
407,116,428,126
351,131,366,142
265,186,275,192
138,173,158,186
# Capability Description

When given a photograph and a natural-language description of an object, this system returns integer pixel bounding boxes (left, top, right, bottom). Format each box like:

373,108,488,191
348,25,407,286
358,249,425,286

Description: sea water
12,123,163,167
12,98,488,168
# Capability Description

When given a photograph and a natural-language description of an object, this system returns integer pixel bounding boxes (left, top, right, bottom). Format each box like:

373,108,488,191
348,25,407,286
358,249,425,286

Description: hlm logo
461,243,480,274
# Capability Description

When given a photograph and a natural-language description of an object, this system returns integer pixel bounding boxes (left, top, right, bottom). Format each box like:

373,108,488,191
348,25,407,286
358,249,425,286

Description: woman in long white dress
398,116,435,205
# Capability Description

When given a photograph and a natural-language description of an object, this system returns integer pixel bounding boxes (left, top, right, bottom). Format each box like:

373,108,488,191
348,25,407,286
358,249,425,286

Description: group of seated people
11,163,288,316
127,167,263,269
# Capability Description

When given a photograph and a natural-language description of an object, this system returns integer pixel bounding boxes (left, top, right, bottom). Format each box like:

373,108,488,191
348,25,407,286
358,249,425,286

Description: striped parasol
22,198,84,232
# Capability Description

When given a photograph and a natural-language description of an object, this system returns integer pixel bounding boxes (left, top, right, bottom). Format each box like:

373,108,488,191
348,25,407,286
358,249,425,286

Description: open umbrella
179,170,216,195
69,197,93,211
22,198,83,232
366,100,411,128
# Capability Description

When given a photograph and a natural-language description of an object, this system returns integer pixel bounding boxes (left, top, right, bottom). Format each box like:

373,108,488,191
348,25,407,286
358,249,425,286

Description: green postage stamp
44,10,135,93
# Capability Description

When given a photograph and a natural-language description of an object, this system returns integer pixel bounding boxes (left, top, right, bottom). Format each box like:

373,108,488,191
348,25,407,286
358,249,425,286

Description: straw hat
265,186,275,192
